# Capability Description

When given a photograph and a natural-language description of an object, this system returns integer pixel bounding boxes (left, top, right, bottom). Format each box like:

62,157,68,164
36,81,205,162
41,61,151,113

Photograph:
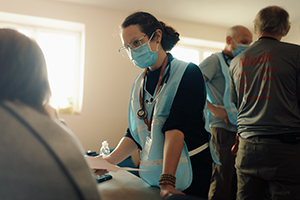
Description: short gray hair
254,6,290,36
226,26,240,38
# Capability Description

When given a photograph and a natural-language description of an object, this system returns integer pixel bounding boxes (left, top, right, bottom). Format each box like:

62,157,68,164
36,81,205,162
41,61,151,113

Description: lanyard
222,51,233,67
137,56,169,131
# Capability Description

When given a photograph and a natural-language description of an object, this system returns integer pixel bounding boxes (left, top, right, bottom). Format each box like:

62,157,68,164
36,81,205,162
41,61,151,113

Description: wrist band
159,173,176,187
158,180,175,188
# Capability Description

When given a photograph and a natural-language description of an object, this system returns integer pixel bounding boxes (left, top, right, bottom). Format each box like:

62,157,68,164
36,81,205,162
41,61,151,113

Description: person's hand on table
160,184,185,199
94,169,108,177
93,155,110,176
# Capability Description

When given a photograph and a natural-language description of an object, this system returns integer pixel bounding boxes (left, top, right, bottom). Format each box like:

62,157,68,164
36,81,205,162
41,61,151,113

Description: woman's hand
160,185,185,199
93,169,108,177
92,137,139,177
93,155,109,176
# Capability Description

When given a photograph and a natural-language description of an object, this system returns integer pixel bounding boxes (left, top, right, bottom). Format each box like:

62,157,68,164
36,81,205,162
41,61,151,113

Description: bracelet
158,173,176,187
158,180,175,188
159,174,176,182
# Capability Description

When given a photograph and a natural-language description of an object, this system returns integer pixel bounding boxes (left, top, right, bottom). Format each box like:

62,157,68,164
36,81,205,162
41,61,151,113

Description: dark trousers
208,127,237,200
183,148,212,199
236,136,300,200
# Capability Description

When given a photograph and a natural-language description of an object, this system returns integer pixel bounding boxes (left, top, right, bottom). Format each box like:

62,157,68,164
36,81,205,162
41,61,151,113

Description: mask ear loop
155,43,159,52
147,31,159,53
232,38,238,50
152,30,162,52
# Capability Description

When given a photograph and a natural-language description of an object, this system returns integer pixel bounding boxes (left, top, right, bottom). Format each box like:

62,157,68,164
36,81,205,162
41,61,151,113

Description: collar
167,53,174,63
258,36,279,41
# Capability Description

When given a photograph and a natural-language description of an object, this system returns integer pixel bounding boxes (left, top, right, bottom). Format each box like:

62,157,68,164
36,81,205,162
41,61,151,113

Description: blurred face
231,27,253,51
0,29,50,107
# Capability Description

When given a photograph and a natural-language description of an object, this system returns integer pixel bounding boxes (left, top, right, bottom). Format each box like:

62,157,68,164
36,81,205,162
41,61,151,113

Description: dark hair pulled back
121,11,180,51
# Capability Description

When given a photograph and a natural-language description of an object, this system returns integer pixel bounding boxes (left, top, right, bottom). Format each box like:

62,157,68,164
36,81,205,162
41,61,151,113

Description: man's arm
206,100,229,126
204,75,229,125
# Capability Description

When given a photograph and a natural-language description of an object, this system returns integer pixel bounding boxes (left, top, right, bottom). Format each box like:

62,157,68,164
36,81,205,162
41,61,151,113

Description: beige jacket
0,101,101,200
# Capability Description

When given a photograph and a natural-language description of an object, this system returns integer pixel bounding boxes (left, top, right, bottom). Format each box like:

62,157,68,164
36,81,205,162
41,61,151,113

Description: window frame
0,11,85,114
172,37,225,65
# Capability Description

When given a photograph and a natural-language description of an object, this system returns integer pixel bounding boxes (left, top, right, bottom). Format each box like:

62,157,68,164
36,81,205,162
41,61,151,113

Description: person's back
0,101,101,200
230,6,300,200
230,39,300,136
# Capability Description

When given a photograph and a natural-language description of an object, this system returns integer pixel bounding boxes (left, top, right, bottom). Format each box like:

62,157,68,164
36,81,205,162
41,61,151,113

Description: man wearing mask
199,25,252,200
230,6,300,199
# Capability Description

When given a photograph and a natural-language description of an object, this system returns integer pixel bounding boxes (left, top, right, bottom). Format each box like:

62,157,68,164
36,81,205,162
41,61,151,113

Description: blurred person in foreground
0,28,101,200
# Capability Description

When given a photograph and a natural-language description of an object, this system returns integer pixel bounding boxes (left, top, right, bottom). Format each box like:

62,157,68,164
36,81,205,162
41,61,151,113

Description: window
171,37,225,65
0,12,85,114
171,47,200,65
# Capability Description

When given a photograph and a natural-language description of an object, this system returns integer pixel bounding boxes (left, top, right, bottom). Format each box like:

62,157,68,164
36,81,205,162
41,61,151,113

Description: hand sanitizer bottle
99,141,110,158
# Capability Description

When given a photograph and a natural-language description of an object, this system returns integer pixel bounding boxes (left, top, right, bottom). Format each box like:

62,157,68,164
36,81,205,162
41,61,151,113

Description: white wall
1,0,299,164
284,19,300,44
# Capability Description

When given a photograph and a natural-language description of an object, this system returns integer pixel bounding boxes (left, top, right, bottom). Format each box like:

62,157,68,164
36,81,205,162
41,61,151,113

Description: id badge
144,135,152,159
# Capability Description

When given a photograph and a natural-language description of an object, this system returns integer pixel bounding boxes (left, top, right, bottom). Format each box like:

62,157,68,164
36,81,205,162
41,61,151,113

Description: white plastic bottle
99,141,110,158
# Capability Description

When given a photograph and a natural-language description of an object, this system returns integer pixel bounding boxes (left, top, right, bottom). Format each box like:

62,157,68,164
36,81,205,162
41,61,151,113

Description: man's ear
254,24,256,34
226,35,232,45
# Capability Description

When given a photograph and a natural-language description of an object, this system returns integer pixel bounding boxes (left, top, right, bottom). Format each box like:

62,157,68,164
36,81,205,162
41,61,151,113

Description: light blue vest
213,53,237,125
128,58,192,191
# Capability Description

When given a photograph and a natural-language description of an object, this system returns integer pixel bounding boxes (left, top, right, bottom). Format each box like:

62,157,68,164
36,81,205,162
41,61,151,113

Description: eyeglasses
118,32,154,57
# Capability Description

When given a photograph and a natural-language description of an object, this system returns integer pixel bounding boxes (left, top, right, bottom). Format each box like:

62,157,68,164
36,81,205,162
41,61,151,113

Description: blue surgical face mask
232,39,249,57
130,34,158,69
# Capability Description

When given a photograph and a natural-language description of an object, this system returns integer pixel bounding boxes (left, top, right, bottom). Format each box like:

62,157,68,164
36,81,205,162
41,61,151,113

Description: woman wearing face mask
94,11,213,199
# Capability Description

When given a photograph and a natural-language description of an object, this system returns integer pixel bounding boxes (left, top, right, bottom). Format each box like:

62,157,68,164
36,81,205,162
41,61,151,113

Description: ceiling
50,0,300,30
